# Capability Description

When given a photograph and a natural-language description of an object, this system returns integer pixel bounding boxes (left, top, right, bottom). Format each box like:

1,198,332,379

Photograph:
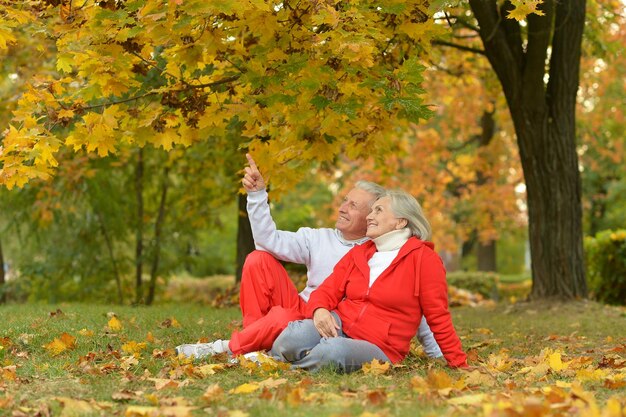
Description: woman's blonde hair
385,190,431,240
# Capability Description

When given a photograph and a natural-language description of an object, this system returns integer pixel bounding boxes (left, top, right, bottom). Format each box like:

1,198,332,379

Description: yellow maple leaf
548,351,569,372
43,340,64,357
362,359,390,375
426,369,454,390
121,341,148,355
507,0,545,21
108,316,123,331
195,364,226,377
125,405,196,417
0,26,17,50
43,333,76,356
229,383,260,394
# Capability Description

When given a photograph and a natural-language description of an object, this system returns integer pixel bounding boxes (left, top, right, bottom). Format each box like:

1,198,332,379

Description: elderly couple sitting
175,155,467,372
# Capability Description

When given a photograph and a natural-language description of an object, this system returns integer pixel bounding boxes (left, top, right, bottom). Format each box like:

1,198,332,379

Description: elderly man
176,154,442,359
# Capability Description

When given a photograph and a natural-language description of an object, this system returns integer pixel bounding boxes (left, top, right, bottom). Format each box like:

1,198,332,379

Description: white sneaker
175,339,227,359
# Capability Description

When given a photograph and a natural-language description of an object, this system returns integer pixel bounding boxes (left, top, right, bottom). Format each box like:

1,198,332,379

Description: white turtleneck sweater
368,228,411,287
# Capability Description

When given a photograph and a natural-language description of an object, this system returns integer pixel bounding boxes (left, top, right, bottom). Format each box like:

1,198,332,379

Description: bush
446,271,500,299
585,229,626,306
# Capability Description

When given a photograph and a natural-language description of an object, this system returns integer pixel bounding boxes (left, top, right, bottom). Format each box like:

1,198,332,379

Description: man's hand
242,153,266,193
313,308,340,338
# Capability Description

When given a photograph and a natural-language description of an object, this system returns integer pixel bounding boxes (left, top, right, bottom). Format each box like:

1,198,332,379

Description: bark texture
469,0,587,298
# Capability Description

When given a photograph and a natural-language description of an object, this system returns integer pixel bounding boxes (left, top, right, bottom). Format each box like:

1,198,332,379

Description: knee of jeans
316,338,350,365
271,322,298,358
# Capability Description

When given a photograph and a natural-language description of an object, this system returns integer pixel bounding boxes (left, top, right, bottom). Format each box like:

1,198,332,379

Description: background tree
577,1,626,236
1,0,437,192
335,44,524,273
431,0,588,299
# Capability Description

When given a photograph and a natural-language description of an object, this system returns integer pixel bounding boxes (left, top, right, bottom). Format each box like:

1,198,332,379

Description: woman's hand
313,308,340,338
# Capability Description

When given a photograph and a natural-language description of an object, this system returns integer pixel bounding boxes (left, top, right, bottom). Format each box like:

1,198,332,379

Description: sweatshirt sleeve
418,250,468,368
305,249,355,317
247,189,312,265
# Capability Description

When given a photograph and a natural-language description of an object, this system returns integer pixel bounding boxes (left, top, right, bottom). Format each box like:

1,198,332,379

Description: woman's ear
396,218,408,229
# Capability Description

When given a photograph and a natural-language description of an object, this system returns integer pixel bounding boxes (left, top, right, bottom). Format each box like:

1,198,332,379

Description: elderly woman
270,190,467,372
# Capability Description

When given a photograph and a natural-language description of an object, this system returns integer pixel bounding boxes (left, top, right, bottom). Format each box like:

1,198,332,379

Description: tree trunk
135,148,145,304
235,193,255,283
95,211,124,305
146,166,170,306
476,109,497,273
477,241,496,272
469,0,587,299
0,238,6,304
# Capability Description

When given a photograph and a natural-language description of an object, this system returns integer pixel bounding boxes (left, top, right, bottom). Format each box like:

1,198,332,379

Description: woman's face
366,196,407,239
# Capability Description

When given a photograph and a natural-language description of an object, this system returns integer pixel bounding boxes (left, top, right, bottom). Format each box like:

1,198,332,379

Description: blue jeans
271,312,390,373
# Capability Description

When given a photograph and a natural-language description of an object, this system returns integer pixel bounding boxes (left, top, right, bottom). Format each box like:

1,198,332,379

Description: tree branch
81,91,159,110
432,39,485,55
187,75,241,89
523,0,554,104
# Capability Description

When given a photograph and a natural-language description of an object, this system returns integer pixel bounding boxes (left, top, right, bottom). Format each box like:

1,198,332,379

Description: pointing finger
246,153,259,171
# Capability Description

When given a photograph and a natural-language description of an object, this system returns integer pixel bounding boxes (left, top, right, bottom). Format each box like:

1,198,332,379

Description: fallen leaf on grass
160,318,181,328
548,351,570,372
365,389,387,406
201,384,223,403
238,354,291,374
112,390,144,402
108,316,123,331
125,405,195,417
287,387,306,406
54,397,99,416
43,333,76,356
0,395,13,408
361,359,390,375
258,377,288,389
224,411,249,417
195,363,226,377
447,393,486,406
0,337,12,348
229,382,260,394
1,366,17,381
150,378,180,390
604,377,626,390
462,369,498,387
121,355,140,371
152,349,174,358
122,341,148,355
78,329,94,337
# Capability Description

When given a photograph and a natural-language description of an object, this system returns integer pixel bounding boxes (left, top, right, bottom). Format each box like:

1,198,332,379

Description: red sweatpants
228,251,307,355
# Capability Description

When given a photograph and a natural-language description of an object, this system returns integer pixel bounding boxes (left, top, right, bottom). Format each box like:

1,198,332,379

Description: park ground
0,291,625,417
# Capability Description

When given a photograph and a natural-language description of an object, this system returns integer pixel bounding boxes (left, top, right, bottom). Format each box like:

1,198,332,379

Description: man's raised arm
243,154,311,265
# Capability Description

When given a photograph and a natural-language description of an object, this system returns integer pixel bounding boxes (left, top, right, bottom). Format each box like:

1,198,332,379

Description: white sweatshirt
247,189,367,301
246,189,443,358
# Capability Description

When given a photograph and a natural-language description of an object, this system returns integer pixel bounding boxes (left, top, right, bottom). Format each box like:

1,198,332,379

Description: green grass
0,301,625,416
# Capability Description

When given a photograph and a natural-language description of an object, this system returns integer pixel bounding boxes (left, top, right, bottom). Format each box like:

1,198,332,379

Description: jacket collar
353,237,432,277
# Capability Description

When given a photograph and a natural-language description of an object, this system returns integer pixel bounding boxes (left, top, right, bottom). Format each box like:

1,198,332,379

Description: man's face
335,188,377,240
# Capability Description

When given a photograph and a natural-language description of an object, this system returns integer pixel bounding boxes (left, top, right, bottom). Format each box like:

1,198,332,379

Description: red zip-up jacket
306,237,467,367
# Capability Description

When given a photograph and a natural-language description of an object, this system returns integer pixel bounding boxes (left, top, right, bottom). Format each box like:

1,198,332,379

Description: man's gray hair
354,180,386,201
386,189,432,241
